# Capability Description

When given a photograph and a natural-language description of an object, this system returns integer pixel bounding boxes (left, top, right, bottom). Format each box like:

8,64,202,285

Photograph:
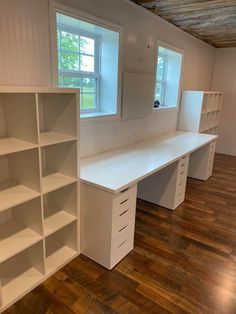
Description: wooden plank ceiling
130,0,236,48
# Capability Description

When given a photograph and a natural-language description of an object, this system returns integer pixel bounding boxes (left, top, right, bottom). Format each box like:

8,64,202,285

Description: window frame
50,1,123,123
57,23,100,114
154,41,184,112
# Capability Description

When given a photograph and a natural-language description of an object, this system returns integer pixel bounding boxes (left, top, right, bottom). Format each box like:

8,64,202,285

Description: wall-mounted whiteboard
122,72,155,120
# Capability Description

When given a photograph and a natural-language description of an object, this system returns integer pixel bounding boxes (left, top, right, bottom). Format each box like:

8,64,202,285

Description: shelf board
42,172,77,194
40,132,77,147
1,267,43,307
0,137,37,156
0,183,40,212
46,239,77,274
44,211,77,237
0,220,42,263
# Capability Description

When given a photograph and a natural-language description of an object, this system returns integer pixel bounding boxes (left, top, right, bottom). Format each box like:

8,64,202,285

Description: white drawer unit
81,183,137,270
138,155,190,210
188,140,216,181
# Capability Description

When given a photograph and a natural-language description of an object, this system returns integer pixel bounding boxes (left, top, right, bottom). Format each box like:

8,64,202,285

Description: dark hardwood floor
5,153,236,314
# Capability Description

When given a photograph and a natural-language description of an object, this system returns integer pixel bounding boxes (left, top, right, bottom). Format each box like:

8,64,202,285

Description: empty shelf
46,239,77,274
0,184,40,212
0,220,42,263
42,173,77,194
1,267,43,307
40,132,77,147
0,137,37,156
44,211,77,237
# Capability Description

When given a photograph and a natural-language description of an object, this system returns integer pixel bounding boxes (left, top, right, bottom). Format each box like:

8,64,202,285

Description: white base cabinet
0,87,80,313
188,140,216,181
81,183,137,270
138,155,189,210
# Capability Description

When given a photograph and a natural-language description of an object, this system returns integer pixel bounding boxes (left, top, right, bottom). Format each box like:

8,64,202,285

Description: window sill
154,106,178,112
80,111,120,125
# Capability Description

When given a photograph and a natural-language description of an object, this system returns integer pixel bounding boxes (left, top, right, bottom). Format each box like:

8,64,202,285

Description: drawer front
113,185,137,219
175,191,185,208
178,155,189,173
111,220,135,268
175,155,189,208
177,156,189,186
112,220,135,249
207,140,216,177
210,140,216,152
112,204,136,235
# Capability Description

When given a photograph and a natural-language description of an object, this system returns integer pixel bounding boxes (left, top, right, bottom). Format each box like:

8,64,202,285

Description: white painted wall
0,0,215,157
211,48,236,156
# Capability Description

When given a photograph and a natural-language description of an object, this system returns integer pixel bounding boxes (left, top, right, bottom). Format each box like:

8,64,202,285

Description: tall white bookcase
178,91,223,135
0,87,80,312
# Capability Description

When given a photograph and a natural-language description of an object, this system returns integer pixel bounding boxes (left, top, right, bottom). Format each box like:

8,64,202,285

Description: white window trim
50,1,123,123
153,40,184,112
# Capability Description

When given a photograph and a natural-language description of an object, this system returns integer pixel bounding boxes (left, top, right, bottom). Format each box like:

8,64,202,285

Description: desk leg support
81,183,137,270
188,140,216,181
138,155,189,210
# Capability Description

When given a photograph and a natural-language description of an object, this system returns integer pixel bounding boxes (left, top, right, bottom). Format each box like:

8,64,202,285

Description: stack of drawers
175,155,190,208
188,139,216,181
81,183,137,270
111,185,136,268
207,140,216,178
138,154,190,210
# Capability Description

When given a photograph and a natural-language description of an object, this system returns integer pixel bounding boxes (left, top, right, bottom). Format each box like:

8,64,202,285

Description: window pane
61,31,79,52
157,56,165,81
61,52,79,71
59,76,81,88
82,77,96,93
155,83,163,103
80,55,95,72
81,93,96,110
80,36,95,55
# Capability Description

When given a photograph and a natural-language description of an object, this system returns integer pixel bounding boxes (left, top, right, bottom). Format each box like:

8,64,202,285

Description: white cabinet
0,87,80,313
188,140,216,181
81,183,137,270
178,91,223,135
138,155,190,210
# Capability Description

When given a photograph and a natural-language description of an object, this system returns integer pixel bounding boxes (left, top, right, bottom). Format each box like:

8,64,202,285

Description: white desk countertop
81,131,217,194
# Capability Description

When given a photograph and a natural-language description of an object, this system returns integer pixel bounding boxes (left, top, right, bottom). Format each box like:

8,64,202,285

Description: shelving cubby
41,141,77,194
178,91,223,135
45,222,78,275
0,93,38,155
0,87,80,313
38,93,77,147
0,242,45,309
43,183,77,237
0,198,43,264
0,149,41,212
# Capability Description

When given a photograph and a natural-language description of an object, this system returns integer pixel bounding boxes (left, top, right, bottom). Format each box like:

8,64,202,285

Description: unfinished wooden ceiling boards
130,0,236,48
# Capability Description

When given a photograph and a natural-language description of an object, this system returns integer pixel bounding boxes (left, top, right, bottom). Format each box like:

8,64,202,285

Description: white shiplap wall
0,0,51,86
0,0,216,157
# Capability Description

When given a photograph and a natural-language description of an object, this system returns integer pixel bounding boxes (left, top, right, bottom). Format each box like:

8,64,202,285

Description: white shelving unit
0,87,80,313
178,91,223,135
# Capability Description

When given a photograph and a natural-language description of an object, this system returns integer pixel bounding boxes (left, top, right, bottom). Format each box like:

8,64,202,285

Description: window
52,6,121,119
57,26,99,112
154,43,183,109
